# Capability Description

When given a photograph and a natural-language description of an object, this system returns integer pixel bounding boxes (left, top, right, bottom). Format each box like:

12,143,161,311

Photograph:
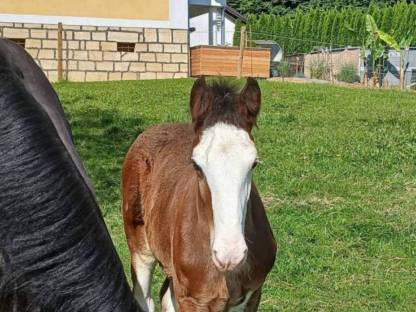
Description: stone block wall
0,22,189,81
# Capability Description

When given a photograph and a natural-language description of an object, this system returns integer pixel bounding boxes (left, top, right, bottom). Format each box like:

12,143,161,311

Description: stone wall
0,22,189,81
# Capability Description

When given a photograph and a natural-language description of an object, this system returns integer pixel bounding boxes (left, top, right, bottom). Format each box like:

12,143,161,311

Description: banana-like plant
379,30,414,90
365,14,415,89
365,14,390,87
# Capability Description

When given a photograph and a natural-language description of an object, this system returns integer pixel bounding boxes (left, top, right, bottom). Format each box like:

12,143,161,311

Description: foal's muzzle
211,239,248,272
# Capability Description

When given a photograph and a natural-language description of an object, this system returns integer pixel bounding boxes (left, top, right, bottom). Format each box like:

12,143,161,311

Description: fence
230,28,416,88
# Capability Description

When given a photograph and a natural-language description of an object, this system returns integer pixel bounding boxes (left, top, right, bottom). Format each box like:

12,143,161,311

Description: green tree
228,0,401,16
235,1,416,55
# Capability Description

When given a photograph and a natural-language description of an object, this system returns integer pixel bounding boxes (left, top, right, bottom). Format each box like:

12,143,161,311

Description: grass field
55,79,416,311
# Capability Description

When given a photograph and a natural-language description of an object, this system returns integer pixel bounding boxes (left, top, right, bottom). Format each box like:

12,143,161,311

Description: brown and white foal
122,78,277,311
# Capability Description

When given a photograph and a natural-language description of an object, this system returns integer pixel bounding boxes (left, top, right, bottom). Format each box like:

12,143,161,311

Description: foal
122,78,276,311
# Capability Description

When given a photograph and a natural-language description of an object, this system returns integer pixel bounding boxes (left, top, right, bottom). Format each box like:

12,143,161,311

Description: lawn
55,79,416,311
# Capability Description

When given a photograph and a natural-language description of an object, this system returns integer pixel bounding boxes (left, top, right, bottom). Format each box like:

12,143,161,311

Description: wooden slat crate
190,45,271,78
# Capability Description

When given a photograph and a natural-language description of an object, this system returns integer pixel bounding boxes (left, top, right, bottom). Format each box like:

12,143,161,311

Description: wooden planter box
190,45,271,78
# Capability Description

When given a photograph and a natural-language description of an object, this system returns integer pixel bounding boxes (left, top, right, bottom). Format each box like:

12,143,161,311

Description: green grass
55,79,416,311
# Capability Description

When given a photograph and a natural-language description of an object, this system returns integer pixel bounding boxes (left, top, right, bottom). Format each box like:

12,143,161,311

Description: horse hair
0,54,138,311
196,78,256,132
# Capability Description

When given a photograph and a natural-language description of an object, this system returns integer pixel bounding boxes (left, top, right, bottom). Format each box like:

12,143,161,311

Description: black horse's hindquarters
0,40,140,312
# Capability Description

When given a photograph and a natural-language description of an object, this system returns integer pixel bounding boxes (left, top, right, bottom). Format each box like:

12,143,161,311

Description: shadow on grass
66,106,145,215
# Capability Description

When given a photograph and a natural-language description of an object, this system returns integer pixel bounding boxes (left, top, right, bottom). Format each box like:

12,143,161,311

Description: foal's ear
190,77,211,125
240,77,261,131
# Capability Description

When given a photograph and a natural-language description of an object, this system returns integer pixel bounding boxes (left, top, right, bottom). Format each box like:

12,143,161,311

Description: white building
189,0,246,47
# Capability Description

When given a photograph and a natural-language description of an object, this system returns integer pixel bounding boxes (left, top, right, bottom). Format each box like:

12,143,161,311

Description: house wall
0,0,190,82
0,0,188,29
189,6,223,47
0,22,188,82
189,7,210,47
189,6,237,47
0,0,169,21
224,15,235,46
189,0,226,7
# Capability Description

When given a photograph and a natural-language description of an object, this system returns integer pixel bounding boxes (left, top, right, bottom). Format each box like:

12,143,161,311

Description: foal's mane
198,79,246,131
191,78,261,134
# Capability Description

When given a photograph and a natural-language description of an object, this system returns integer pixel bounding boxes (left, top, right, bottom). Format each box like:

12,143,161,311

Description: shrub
310,60,329,80
277,61,290,78
336,64,361,83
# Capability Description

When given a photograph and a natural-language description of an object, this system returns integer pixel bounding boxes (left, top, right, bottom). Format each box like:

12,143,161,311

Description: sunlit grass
55,79,416,311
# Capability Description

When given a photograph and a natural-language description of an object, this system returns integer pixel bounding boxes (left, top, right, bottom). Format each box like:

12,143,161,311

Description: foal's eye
193,161,201,171
252,160,259,170
192,161,204,178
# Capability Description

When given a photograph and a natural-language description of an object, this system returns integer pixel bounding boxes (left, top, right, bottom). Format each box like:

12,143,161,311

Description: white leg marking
161,285,176,312
228,291,254,312
132,250,156,312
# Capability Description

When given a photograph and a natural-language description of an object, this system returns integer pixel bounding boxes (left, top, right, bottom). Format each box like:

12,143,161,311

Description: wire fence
190,28,416,88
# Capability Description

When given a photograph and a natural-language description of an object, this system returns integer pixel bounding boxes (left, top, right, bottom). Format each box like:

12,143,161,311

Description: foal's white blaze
192,123,257,271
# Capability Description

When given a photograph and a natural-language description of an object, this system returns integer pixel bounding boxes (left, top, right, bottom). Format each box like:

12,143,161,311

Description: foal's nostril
243,248,248,260
212,250,223,268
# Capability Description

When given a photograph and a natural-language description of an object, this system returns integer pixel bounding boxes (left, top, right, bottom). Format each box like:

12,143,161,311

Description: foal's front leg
123,180,156,312
173,278,227,312
160,278,177,312
175,295,227,312
131,236,156,312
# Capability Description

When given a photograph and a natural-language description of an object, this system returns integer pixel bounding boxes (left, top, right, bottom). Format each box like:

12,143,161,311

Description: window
117,42,135,53
8,38,26,48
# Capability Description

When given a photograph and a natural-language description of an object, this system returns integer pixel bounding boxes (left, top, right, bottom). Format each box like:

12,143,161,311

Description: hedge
234,1,416,55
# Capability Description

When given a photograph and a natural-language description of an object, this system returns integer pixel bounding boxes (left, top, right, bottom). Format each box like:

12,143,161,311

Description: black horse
0,39,140,311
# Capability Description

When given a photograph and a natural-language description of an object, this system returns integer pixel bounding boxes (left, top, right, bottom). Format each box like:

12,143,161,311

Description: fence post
400,49,407,90
237,26,246,79
329,44,334,83
57,22,63,82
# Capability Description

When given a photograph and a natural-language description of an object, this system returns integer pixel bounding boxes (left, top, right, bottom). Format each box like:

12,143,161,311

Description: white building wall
189,0,226,7
211,7,222,46
0,0,189,29
190,5,238,47
224,15,235,46
190,11,210,47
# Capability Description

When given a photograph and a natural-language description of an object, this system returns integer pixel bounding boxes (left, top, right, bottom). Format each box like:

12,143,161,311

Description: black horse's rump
0,40,139,311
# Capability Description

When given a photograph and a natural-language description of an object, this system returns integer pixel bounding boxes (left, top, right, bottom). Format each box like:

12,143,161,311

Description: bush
336,64,361,83
277,61,290,77
310,60,329,80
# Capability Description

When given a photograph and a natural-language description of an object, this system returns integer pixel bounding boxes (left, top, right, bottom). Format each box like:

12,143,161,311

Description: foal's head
190,77,261,272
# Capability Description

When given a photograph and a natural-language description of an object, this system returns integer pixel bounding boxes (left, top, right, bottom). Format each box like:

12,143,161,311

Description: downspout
187,3,191,78
212,8,217,46
208,8,213,45
221,6,225,45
